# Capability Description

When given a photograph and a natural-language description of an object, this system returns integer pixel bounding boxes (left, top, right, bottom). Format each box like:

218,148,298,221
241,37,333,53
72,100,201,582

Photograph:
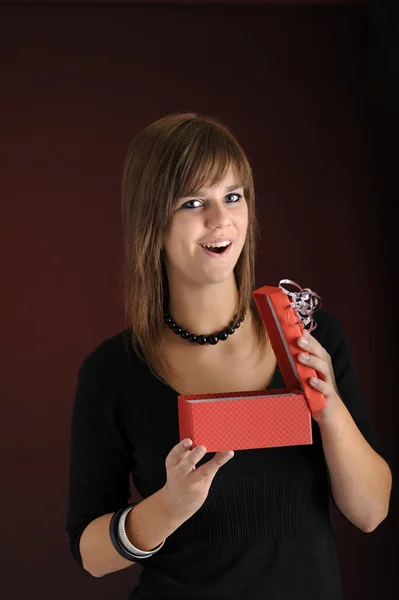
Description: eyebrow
183,182,244,198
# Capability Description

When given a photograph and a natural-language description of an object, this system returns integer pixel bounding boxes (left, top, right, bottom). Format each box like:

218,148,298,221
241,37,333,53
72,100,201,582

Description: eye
180,199,203,210
225,193,242,203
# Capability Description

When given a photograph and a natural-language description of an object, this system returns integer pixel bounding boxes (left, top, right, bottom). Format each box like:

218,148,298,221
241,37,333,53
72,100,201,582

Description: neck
166,276,241,337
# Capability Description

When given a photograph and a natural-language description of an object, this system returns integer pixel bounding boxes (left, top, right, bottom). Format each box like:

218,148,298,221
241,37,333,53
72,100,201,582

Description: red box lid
252,282,326,413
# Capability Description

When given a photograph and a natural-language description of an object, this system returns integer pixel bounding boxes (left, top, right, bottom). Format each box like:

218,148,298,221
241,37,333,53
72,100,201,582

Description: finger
297,333,329,361
192,450,234,480
176,444,207,475
309,376,332,396
166,438,193,468
297,353,330,380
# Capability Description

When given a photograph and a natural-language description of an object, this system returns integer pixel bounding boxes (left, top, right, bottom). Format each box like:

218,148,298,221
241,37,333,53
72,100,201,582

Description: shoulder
309,309,350,361
71,329,146,422
311,308,343,336
76,328,140,386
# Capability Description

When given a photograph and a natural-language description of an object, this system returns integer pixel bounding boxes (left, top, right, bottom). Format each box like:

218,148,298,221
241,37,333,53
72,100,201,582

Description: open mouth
199,241,233,256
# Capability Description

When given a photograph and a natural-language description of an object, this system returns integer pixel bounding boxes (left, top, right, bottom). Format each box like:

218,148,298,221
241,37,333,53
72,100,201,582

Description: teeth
201,241,231,249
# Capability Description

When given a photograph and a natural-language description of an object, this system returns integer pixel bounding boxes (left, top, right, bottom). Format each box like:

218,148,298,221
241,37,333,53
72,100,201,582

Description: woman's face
163,165,249,288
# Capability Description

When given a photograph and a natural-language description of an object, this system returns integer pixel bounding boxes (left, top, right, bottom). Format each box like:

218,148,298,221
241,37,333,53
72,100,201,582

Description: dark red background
1,1,397,599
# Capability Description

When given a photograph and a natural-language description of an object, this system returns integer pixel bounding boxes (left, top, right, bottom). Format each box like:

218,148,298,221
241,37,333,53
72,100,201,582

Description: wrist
158,485,191,525
315,394,348,430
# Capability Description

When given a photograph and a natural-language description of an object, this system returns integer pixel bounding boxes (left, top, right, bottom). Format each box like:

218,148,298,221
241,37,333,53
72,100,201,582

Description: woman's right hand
160,439,234,522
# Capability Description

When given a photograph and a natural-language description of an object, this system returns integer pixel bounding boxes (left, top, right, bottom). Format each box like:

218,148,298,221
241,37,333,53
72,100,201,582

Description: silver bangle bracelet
117,505,166,557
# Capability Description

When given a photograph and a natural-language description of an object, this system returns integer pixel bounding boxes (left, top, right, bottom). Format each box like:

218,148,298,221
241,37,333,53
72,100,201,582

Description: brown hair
121,112,268,379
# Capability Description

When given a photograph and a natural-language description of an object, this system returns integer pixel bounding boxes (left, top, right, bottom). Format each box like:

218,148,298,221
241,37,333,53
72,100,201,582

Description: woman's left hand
297,329,343,424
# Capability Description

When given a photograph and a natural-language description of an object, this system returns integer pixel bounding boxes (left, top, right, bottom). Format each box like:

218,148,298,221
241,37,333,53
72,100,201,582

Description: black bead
164,311,245,344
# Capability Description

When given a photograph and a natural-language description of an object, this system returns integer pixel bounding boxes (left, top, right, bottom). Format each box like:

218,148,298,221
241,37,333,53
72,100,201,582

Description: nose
205,203,232,230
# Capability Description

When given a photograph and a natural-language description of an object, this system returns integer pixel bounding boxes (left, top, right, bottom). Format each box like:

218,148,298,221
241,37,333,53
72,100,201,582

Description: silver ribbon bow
278,279,321,332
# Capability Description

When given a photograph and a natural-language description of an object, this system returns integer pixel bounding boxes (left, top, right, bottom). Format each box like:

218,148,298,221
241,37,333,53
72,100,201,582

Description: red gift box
178,280,326,452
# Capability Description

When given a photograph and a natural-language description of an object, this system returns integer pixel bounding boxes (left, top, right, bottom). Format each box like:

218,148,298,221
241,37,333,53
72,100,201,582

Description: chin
201,267,236,285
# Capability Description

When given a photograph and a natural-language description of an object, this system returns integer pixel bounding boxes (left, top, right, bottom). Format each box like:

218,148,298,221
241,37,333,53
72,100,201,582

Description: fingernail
183,439,192,448
298,336,309,346
299,352,310,361
310,377,319,385
222,451,233,459
195,446,205,455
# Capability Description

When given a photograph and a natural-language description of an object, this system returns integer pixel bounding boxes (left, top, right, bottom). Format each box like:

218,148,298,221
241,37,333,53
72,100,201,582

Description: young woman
65,113,392,599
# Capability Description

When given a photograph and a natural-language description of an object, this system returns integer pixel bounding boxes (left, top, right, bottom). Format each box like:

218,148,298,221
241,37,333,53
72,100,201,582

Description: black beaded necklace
163,312,245,345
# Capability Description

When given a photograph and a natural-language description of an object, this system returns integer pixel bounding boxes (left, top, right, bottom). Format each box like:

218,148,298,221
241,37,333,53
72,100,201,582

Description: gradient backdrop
1,1,397,599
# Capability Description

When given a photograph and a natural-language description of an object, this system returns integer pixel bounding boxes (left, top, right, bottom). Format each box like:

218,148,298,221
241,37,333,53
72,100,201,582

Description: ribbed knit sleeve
64,343,131,569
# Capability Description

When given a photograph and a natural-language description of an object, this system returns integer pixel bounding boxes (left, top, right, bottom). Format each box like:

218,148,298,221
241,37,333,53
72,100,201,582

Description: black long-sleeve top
65,310,391,599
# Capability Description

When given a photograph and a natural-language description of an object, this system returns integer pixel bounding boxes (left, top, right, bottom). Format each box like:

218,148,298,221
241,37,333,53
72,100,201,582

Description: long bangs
170,122,253,205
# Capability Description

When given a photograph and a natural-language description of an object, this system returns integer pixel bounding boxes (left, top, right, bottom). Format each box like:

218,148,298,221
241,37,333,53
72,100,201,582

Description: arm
79,513,131,577
80,487,185,578
65,345,183,578
297,315,392,532
316,398,391,532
